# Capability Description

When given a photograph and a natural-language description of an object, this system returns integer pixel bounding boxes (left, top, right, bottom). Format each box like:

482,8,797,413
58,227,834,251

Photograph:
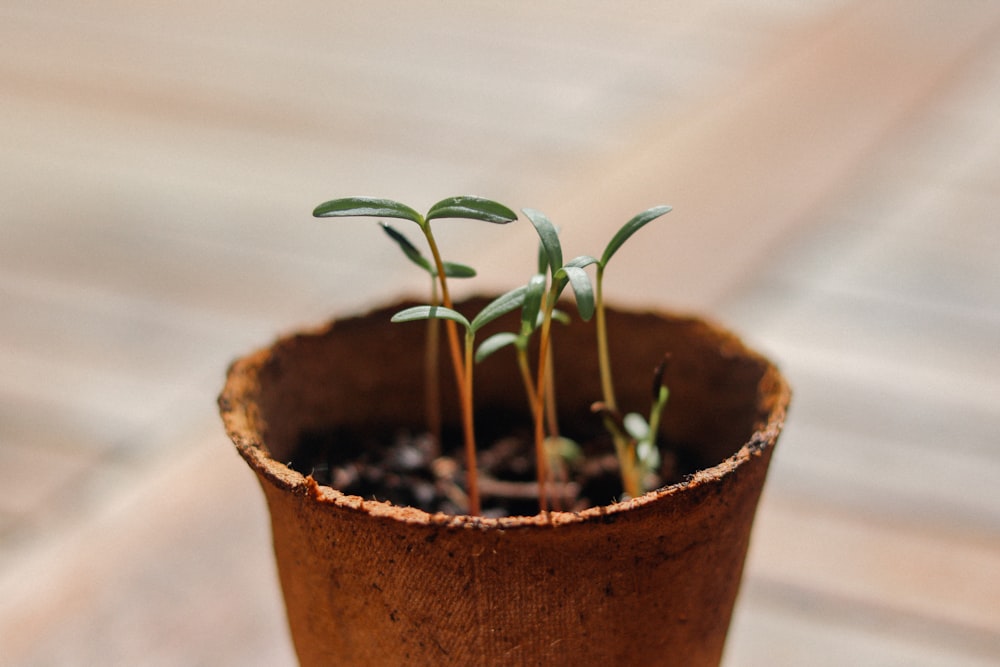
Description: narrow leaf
521,274,547,334
313,196,423,224
523,208,563,276
566,254,599,269
600,205,672,267
441,261,477,279
559,265,595,321
391,305,470,330
379,222,431,273
380,223,476,278
426,196,517,224
623,412,650,441
470,286,527,333
536,239,549,275
475,332,520,363
550,308,572,326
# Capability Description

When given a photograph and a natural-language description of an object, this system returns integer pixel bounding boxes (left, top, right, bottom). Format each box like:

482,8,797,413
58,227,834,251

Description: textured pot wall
220,298,790,667
248,298,769,465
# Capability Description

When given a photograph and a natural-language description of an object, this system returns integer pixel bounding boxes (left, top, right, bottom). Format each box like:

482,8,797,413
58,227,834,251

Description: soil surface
289,408,703,517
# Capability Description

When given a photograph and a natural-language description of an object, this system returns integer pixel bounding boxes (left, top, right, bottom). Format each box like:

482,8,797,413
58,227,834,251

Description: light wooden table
2,1,998,664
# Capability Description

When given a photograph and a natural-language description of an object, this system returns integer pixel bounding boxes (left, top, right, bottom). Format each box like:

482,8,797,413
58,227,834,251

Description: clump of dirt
289,408,702,517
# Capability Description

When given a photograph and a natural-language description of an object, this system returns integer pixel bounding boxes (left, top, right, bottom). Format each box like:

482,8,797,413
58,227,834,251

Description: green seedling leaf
550,308,572,326
314,196,423,224
426,196,517,224
470,286,527,333
545,436,583,464
623,412,650,441
566,254,599,269
600,205,672,267
523,208,563,275
528,307,570,330
441,261,477,278
391,305,470,330
536,239,549,275
636,439,661,471
551,256,595,298
475,332,520,363
380,222,476,278
556,265,595,321
521,274,547,334
379,222,431,272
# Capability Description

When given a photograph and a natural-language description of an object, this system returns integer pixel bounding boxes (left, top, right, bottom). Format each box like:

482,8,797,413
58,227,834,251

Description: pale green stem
532,296,556,514
425,278,442,444
595,266,616,410
596,265,640,499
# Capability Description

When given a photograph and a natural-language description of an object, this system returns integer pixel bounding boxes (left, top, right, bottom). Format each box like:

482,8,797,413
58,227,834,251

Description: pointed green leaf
523,208,562,277
313,197,424,224
380,223,476,278
600,205,672,267
545,436,583,464
391,305,470,330
441,261,477,279
623,412,650,441
520,274,547,334
636,438,661,471
379,222,431,273
566,254,599,269
475,332,520,363
426,196,517,224
550,308,572,326
558,265,594,321
536,239,549,275
470,286,527,333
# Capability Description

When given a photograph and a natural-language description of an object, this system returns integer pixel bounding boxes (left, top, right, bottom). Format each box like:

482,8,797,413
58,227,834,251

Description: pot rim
220,302,790,531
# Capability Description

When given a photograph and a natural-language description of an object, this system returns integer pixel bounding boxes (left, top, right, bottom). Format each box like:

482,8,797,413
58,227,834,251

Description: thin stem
515,346,538,408
425,278,442,444
462,330,480,515
621,446,641,499
543,341,559,439
532,298,555,514
420,225,480,515
595,266,616,410
596,265,638,498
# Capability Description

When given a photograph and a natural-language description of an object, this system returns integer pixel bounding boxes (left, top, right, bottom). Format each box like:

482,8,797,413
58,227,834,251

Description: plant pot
219,297,790,667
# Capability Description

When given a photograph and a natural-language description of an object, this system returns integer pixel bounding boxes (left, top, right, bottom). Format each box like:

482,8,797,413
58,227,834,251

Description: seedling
314,196,517,515
593,354,671,498
391,288,529,511
313,196,671,515
591,205,673,498
378,221,476,442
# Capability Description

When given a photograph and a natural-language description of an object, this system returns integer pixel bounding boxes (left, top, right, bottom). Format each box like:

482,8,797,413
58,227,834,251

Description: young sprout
313,195,516,515
379,221,475,443
592,355,670,498
391,287,528,515
591,205,671,497
476,274,576,509
522,208,598,512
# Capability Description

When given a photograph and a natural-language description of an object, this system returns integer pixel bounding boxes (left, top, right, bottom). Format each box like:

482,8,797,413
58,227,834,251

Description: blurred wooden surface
2,1,999,665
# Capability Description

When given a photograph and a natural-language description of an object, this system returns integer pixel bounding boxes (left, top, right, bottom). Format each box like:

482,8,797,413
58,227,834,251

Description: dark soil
289,407,702,517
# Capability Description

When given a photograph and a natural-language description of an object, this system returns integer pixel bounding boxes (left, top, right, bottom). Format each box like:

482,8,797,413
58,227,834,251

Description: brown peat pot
219,298,790,667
